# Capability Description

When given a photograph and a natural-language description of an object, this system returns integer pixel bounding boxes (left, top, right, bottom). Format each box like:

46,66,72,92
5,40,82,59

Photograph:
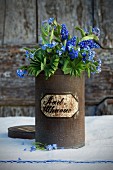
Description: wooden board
3,0,36,45
37,0,93,38
0,46,35,116
94,0,113,48
8,125,35,139
0,0,5,45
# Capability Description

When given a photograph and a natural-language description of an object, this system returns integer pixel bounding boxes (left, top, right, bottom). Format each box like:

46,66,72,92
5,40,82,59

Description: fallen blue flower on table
30,146,36,152
45,144,58,151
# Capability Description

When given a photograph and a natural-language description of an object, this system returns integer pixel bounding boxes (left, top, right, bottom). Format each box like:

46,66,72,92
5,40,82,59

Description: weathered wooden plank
0,46,35,109
0,0,5,45
37,0,93,39
94,0,113,48
85,49,113,105
0,106,35,117
4,0,36,45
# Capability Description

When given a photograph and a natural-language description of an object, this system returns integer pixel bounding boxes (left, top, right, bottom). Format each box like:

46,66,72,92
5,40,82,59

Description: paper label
41,94,79,118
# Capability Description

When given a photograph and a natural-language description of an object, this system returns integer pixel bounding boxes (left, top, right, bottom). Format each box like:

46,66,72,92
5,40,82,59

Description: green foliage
62,57,85,77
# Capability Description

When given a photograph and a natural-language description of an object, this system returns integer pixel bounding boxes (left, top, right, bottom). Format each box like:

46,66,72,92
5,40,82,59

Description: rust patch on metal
41,94,79,118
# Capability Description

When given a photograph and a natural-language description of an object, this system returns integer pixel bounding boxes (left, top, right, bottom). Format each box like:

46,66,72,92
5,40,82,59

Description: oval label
41,94,79,118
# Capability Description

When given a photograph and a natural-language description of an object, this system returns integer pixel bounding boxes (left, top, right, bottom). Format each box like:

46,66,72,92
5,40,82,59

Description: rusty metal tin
35,69,85,148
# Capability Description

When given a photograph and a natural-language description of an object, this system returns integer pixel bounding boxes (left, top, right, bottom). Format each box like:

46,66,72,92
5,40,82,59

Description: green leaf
75,26,86,37
80,34,99,42
41,26,48,37
44,56,59,79
47,48,52,53
50,29,54,43
87,68,91,78
62,57,85,77
41,34,49,44
89,26,92,34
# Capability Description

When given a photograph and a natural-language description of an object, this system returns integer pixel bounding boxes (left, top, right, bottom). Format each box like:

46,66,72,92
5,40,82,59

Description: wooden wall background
0,0,113,116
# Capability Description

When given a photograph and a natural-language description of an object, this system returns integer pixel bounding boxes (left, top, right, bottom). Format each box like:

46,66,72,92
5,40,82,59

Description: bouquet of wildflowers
17,18,101,79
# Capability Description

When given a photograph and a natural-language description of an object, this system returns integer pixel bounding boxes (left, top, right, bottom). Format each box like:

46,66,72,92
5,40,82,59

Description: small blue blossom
25,50,35,59
41,44,48,50
25,50,29,58
92,27,100,37
45,145,53,151
69,49,79,60
57,50,63,56
52,144,57,150
61,24,69,40
88,50,95,61
48,18,54,24
96,66,101,73
17,69,27,78
18,158,21,161
24,148,27,151
41,42,57,50
30,146,36,152
61,46,66,52
29,53,34,59
96,59,102,73
98,58,102,66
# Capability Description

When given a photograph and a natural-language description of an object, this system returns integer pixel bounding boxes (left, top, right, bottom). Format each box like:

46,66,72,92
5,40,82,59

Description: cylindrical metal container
35,70,85,148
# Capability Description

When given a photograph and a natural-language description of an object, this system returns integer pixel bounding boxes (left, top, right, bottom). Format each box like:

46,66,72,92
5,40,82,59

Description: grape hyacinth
78,40,100,49
66,36,76,51
81,52,87,62
61,24,69,40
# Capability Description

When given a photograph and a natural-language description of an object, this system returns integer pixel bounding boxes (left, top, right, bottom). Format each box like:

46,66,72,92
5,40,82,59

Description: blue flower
48,18,54,24
69,49,79,60
96,66,101,73
61,24,69,40
41,44,48,50
30,146,36,152
92,27,100,37
45,144,58,150
25,50,29,58
61,46,66,52
25,50,35,59
18,158,21,161
57,50,63,56
52,144,57,150
45,145,53,151
16,69,27,78
88,50,95,61
41,42,57,50
30,53,34,59
98,58,102,66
